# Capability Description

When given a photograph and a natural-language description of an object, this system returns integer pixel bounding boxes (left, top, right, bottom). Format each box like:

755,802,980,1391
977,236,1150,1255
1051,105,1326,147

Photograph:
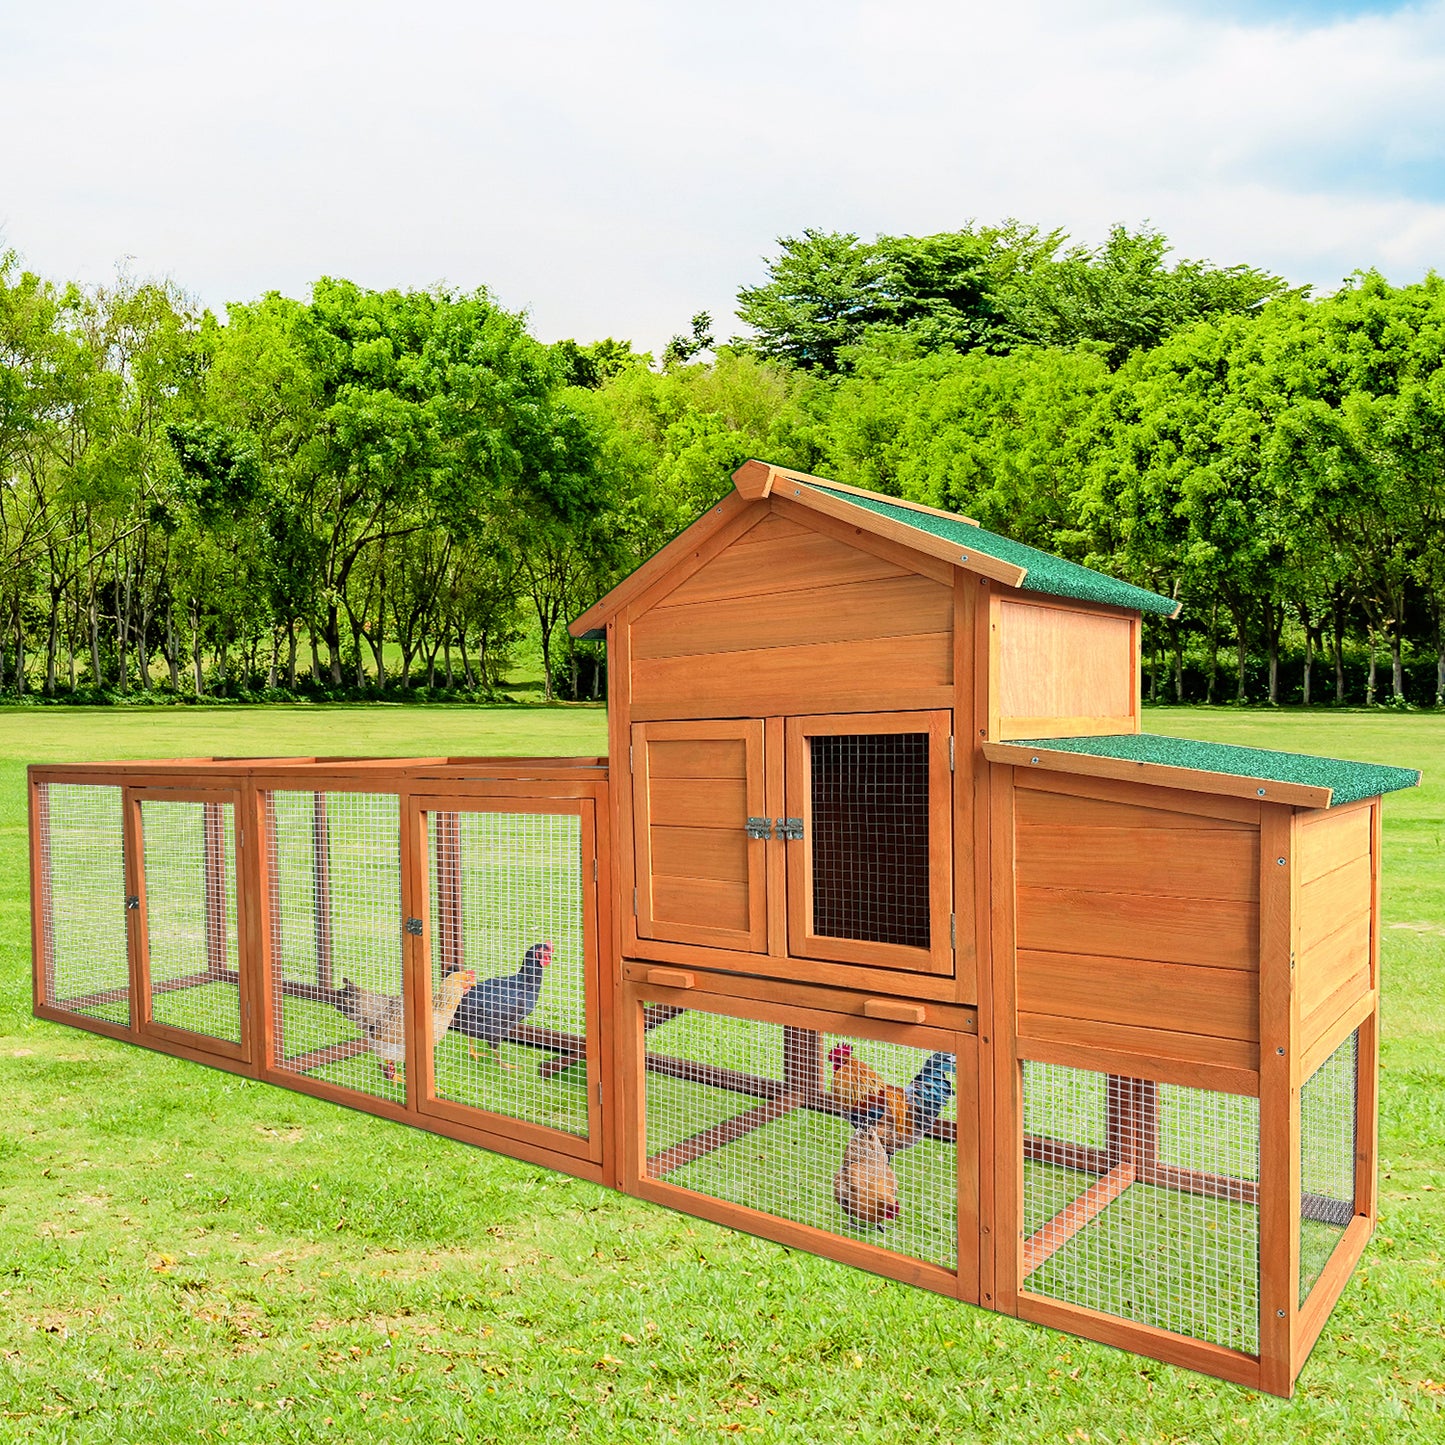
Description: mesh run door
785,711,953,974
32,782,131,1031
632,720,768,953
419,797,601,1162
132,790,248,1062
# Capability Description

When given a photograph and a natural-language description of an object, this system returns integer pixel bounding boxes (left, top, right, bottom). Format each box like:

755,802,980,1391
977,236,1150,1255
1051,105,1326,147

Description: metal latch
125,895,140,911
404,917,424,936
776,817,804,841
745,817,773,840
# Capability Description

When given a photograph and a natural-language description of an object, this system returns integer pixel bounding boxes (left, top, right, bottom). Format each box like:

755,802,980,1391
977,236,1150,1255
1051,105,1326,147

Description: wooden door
632,720,769,953
127,786,252,1064
784,711,954,976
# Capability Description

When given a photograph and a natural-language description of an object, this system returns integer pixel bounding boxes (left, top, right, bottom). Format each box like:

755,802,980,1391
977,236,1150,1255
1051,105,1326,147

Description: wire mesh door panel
784,711,953,975
266,790,406,1104
1020,1060,1261,1356
1299,1029,1360,1306
420,800,598,1158
33,782,132,1031
641,995,962,1285
135,791,247,1060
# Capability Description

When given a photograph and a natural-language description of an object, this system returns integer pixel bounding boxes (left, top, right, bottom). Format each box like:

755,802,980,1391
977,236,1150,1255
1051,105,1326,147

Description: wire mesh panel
644,1006,958,1271
140,799,242,1046
1300,1030,1360,1305
36,783,130,1027
428,809,589,1139
267,791,404,1102
810,733,931,949
1022,1061,1261,1355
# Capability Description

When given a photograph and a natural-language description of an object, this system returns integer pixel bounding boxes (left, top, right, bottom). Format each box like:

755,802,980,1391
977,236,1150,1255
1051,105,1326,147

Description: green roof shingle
1015,733,1420,808
811,485,1180,617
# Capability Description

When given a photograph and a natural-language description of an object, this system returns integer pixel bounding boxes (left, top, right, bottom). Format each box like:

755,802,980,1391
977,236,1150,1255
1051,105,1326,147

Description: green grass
1,704,1442,1441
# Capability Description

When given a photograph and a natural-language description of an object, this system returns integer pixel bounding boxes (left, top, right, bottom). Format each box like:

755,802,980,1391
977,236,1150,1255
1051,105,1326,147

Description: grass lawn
1,704,1441,1442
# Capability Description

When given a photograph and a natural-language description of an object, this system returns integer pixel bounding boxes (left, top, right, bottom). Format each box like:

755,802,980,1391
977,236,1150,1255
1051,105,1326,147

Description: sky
1,0,1443,354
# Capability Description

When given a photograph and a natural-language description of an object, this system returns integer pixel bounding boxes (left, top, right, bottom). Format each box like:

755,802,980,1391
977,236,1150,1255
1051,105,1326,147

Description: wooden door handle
644,968,695,990
863,998,926,1024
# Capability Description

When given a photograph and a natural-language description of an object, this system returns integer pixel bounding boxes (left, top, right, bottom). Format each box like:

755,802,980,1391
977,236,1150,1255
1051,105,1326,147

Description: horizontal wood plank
632,633,953,721
645,778,748,829
1300,963,1371,1049
632,573,952,661
1017,885,1259,970
651,875,750,933
1298,912,1371,1022
1018,1011,1260,1076
1015,825,1258,902
1297,805,1372,886
1299,854,1372,956
650,825,750,883
655,526,907,611
1018,950,1259,1042
643,738,750,780
1013,768,1261,827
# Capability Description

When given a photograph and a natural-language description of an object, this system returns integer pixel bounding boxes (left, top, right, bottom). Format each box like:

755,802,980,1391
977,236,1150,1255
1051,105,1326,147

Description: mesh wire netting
810,733,931,950
268,791,404,1101
1022,1060,1261,1354
1300,1029,1360,1306
37,783,130,1026
644,1007,958,1270
429,810,589,1139
141,799,241,1044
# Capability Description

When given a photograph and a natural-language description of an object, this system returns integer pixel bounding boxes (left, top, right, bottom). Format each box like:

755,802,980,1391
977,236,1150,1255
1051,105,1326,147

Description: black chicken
447,942,552,1068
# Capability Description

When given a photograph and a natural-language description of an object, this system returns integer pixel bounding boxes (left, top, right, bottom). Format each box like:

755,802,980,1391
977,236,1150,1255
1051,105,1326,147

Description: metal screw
960,553,969,561
1031,756,1040,764
1277,857,1286,865
1276,1046,1286,1056
1276,1309,1286,1318
1257,788,1267,796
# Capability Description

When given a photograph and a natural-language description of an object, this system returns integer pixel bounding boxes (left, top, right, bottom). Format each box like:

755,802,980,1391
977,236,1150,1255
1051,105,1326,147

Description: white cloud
1,0,1443,352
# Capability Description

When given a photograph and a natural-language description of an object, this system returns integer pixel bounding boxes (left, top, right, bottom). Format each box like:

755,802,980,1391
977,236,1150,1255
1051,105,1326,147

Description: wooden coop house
30,460,1420,1396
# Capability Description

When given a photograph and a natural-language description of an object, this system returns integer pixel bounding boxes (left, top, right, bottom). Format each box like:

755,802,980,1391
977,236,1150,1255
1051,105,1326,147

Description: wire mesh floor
1022,1061,1261,1355
644,1007,958,1270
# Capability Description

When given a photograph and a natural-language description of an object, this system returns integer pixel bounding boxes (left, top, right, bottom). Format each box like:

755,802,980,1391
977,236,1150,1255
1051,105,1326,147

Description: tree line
2,222,1443,706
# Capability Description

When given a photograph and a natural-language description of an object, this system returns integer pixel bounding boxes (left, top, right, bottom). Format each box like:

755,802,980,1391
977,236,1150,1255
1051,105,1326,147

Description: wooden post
1355,801,1382,1224
122,789,148,1035
989,762,1021,1313
312,791,333,991
29,777,54,1013
1258,803,1301,1396
242,782,275,1074
203,800,228,980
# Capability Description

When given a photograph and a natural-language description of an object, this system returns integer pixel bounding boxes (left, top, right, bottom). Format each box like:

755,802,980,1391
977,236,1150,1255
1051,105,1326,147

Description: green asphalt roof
1015,733,1421,807
811,484,1180,617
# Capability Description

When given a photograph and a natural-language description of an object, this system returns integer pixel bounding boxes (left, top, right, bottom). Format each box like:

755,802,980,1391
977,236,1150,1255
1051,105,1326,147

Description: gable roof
984,732,1421,809
570,460,1179,640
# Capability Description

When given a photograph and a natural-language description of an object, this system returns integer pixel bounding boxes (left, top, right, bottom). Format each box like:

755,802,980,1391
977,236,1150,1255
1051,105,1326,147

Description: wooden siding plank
1017,1011,1260,1076
1016,885,1260,970
631,633,954,721
1012,768,1262,827
632,572,953,660
649,826,749,883
644,739,749,779
1296,805,1372,886
655,527,908,611
1299,854,1372,956
645,778,748,829
1017,950,1259,1042
1298,913,1370,1022
1015,825,1259,902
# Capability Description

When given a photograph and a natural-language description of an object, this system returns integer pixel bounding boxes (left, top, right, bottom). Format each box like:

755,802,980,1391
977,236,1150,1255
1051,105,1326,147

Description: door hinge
949,735,955,772
950,912,956,949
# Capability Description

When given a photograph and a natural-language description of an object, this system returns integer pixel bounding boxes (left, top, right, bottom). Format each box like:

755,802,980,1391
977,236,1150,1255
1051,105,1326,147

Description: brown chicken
833,1126,900,1229
826,1041,911,1145
332,969,477,1081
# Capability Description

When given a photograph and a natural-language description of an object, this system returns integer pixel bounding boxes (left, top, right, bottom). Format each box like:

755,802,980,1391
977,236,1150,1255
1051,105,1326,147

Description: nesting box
29,460,1418,1397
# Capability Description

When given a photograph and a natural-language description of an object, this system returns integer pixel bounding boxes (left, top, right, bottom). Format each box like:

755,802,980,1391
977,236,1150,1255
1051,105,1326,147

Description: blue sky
1,0,1443,352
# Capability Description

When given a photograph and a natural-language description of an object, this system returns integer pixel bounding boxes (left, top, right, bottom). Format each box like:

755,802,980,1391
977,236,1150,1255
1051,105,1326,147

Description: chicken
877,1050,956,1155
330,968,477,1082
826,1041,911,1144
833,1126,900,1230
447,942,553,1068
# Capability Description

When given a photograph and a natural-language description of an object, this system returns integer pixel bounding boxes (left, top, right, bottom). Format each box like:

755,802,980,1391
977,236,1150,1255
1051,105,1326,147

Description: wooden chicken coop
30,460,1419,1397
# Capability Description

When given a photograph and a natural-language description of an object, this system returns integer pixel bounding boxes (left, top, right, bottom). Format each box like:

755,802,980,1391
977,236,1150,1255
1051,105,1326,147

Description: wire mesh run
1300,1029,1360,1306
36,783,130,1027
1022,1061,1261,1355
810,732,930,949
429,810,589,1139
267,791,404,1101
141,799,241,1044
644,1007,958,1270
